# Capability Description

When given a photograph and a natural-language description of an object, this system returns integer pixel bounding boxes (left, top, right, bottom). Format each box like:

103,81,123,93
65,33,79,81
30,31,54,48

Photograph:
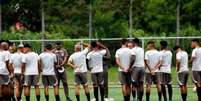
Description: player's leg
98,72,105,101
103,68,109,99
145,73,152,101
119,72,129,101
193,71,201,101
136,68,144,101
42,75,49,101
155,73,162,101
166,73,172,101
74,73,81,101
15,75,21,101
60,71,72,101
0,85,2,100
92,73,99,101
24,75,31,101
81,72,90,101
160,73,167,101
33,75,40,101
51,75,60,101
178,72,188,101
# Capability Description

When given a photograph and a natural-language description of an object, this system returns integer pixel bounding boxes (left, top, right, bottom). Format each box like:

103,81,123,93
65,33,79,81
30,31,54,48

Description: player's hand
75,67,81,73
20,74,24,81
9,73,14,79
123,68,129,73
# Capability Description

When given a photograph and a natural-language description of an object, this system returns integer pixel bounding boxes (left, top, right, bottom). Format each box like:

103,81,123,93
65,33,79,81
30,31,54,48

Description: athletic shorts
177,71,189,86
118,72,131,85
74,72,88,85
160,72,172,85
91,72,104,85
130,67,145,83
42,75,58,86
24,75,40,86
192,71,201,84
0,74,9,85
145,72,160,85
14,73,24,85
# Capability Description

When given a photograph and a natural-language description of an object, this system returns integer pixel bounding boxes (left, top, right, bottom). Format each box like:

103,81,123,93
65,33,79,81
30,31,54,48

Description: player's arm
129,55,136,69
38,60,42,74
6,60,13,75
145,60,152,73
67,60,76,69
154,60,162,70
21,63,26,75
176,59,181,72
115,57,125,70
61,50,68,67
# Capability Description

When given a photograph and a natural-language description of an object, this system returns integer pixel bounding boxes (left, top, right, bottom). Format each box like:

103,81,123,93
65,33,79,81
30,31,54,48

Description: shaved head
1,42,9,50
74,44,81,52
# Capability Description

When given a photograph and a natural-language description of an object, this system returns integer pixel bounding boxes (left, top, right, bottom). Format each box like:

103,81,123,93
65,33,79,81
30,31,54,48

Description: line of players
0,38,201,101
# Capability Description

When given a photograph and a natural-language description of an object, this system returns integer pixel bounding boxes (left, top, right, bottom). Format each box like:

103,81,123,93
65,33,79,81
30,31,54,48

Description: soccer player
39,44,60,101
98,39,111,101
53,42,72,101
68,43,91,101
159,41,173,101
127,41,134,49
173,46,189,101
190,39,201,101
9,44,24,101
130,38,145,101
0,41,13,101
21,43,41,101
145,41,162,101
115,39,135,101
86,41,107,101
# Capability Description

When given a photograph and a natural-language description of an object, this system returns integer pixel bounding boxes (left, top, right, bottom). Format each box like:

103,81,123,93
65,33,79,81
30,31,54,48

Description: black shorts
118,72,131,85
130,67,145,83
14,73,24,85
177,71,189,86
145,72,160,85
160,72,172,85
74,72,88,85
24,75,40,86
0,74,9,85
91,72,104,86
192,71,201,84
42,75,58,86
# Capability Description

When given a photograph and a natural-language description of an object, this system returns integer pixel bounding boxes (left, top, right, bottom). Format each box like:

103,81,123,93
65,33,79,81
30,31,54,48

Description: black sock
76,95,80,101
100,86,105,101
26,96,30,101
197,87,201,101
158,91,162,101
45,95,49,101
17,97,21,101
132,90,136,99
127,95,130,101
181,93,187,101
146,92,150,101
161,85,167,101
55,95,60,101
86,93,90,101
138,91,143,101
167,84,172,100
36,95,40,101
94,87,99,101
124,96,127,101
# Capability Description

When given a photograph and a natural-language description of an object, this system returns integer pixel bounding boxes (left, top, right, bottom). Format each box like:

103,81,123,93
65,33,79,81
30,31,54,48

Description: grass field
20,67,198,101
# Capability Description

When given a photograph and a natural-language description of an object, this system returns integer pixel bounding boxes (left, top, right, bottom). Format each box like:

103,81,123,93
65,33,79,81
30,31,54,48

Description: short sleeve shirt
132,47,145,67
145,50,161,73
176,51,189,73
0,51,10,75
192,48,201,71
53,48,68,66
159,50,172,73
10,52,24,74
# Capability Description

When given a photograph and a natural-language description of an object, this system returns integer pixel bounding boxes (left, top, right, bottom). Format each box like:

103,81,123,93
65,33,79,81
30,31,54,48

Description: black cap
23,43,31,48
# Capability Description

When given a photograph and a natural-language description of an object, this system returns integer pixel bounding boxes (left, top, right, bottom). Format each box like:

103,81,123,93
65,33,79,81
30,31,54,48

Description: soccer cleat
91,98,96,101
67,97,72,101
104,98,109,101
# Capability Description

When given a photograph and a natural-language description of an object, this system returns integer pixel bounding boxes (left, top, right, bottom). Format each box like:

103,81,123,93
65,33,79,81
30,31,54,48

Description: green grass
21,67,198,100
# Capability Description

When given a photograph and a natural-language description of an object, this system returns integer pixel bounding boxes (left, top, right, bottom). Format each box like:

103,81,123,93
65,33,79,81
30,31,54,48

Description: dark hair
192,39,199,43
121,38,128,45
147,41,155,45
133,38,140,44
55,41,62,45
45,44,52,50
24,43,31,48
98,39,103,43
173,45,181,51
160,41,168,48
91,41,97,48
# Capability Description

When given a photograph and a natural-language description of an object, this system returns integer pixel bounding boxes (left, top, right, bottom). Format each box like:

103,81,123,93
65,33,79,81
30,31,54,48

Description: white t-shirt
87,49,106,73
132,47,145,67
22,52,40,75
159,50,172,73
68,48,89,73
115,47,135,71
145,50,161,73
10,52,24,74
39,52,57,75
0,51,10,75
191,48,201,71
176,51,189,73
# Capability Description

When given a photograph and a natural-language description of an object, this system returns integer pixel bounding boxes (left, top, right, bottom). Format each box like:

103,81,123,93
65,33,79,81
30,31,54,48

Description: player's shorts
118,72,131,85
14,73,24,85
130,67,145,83
0,74,9,85
177,71,189,86
160,72,172,85
91,72,104,86
24,75,40,86
192,71,201,84
145,72,160,85
74,72,88,85
42,75,58,86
